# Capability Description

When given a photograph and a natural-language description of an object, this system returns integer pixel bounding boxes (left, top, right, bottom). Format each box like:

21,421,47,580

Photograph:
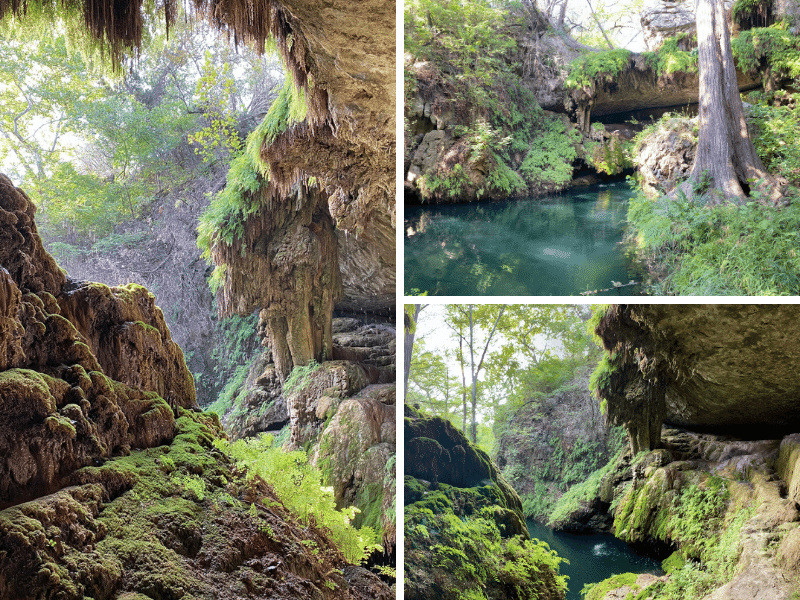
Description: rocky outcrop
0,175,197,506
572,54,760,119
0,411,393,600
314,384,396,547
588,427,800,600
640,0,735,51
405,405,567,600
634,115,697,193
222,0,396,318
59,282,196,411
495,366,623,524
594,305,800,452
211,318,397,555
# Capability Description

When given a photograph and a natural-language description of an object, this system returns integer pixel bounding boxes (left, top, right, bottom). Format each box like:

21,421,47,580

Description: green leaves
628,187,800,295
215,434,382,564
564,49,632,90
187,51,243,162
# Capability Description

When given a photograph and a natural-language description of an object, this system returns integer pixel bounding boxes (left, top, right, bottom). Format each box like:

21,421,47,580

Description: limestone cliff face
595,428,800,599
253,0,396,313
494,366,623,526
573,305,800,599
0,174,392,598
0,175,196,505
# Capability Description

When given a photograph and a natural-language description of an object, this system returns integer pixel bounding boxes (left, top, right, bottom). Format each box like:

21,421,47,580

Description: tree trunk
403,304,422,400
679,0,785,204
468,306,477,444
459,335,468,435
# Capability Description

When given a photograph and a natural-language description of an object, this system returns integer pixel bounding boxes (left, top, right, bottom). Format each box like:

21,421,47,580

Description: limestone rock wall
641,0,735,50
404,405,566,600
313,384,396,549
595,305,800,449
0,175,195,505
596,427,800,599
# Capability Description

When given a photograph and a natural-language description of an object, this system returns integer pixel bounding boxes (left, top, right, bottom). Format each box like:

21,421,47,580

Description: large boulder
640,0,735,51
634,115,697,193
313,384,396,548
404,405,567,600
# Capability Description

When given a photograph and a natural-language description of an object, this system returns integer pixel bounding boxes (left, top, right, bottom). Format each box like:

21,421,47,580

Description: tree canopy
408,304,600,452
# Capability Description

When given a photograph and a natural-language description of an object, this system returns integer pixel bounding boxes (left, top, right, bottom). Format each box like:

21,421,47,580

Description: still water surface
527,519,663,600
404,181,644,296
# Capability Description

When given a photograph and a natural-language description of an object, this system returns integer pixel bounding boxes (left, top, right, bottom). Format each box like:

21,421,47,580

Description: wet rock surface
314,384,396,546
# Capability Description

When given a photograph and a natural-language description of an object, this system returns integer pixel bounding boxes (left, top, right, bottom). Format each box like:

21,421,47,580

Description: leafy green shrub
216,433,381,564
628,189,800,295
405,0,516,92
565,49,632,89
747,93,800,185
519,118,580,188
732,23,800,79
641,34,698,76
668,477,729,558
406,484,568,599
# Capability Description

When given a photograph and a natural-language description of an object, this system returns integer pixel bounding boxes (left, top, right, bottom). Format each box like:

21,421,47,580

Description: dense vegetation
628,92,800,295
405,0,586,201
407,304,597,453
215,433,382,565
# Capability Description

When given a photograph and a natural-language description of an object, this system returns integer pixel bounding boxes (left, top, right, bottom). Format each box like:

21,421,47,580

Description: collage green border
395,0,800,600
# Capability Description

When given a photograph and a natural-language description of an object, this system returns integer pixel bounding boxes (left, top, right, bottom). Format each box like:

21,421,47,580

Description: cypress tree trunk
679,0,785,204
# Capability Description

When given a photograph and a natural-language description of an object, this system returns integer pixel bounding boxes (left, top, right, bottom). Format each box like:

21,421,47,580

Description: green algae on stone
582,572,639,600
1,410,390,600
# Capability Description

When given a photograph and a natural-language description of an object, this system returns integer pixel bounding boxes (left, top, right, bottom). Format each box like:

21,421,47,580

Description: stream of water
527,519,663,600
404,181,646,296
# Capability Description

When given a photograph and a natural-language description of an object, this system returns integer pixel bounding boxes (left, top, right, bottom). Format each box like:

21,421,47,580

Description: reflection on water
404,182,645,296
527,519,663,600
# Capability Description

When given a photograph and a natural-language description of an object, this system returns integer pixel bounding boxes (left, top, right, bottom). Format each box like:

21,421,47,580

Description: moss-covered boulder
0,176,196,505
405,405,567,600
405,404,521,513
313,384,396,551
0,411,392,600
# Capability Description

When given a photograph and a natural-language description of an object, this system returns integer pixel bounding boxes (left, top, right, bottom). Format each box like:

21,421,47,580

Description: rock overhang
598,304,800,435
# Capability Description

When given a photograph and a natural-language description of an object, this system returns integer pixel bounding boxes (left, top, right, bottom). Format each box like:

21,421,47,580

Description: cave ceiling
615,305,800,433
